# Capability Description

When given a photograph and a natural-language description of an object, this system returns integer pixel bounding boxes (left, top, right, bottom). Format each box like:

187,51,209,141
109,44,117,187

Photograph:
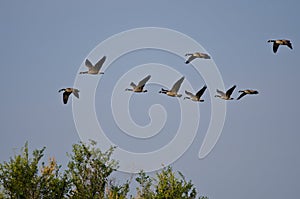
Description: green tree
39,157,69,199
65,140,129,199
155,166,197,199
135,167,208,199
135,170,154,199
1,141,208,199
0,142,68,199
106,179,130,199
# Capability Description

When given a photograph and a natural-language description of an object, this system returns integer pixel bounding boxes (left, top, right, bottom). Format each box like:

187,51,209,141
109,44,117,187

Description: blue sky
1,1,300,198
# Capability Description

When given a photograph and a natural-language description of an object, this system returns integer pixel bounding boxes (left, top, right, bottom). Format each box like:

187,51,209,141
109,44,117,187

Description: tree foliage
0,142,68,199
135,167,208,199
65,140,129,198
0,141,208,199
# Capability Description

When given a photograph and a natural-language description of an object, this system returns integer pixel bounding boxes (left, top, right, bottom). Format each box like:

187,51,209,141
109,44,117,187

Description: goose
58,88,79,104
79,56,106,74
215,85,236,100
267,39,292,53
125,75,151,93
159,76,184,97
185,52,211,64
237,89,259,100
184,85,207,102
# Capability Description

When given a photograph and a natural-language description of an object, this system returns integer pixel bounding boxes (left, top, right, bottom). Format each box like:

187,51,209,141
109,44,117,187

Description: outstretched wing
287,42,293,50
130,82,136,88
171,76,184,92
196,85,207,98
85,59,94,69
202,53,211,59
94,56,107,71
72,89,80,99
185,90,195,98
216,89,225,96
63,92,71,104
226,85,236,97
185,55,196,64
137,75,151,88
273,43,279,53
237,92,246,100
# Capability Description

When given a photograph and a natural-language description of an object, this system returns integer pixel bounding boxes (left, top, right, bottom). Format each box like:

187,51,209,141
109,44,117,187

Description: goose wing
202,53,211,59
85,59,94,69
237,92,246,100
216,89,225,96
72,89,80,99
185,90,195,98
130,82,136,88
94,56,106,71
226,85,236,97
185,55,196,64
287,41,293,50
63,92,71,104
137,75,151,88
196,85,207,98
171,76,184,92
273,43,279,53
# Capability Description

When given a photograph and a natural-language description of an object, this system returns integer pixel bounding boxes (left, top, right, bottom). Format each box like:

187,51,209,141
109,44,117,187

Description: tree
106,178,130,199
1,141,208,199
135,170,154,199
155,166,197,199
135,167,208,199
65,140,129,199
0,142,68,199
39,157,69,199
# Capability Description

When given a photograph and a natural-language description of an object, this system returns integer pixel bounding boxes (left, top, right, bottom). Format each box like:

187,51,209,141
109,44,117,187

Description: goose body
237,89,259,100
184,85,207,102
185,52,211,64
125,75,151,93
268,39,292,53
79,56,106,74
58,88,79,104
159,76,184,97
215,85,236,100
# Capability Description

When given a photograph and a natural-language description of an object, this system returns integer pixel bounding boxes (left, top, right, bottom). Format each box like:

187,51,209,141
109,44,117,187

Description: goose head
159,89,167,94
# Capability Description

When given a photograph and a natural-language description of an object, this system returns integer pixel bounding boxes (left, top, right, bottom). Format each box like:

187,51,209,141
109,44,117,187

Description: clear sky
1,1,300,198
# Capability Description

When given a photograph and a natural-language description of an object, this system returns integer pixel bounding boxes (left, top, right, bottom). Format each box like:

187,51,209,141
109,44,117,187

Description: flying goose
79,56,106,74
267,39,292,53
237,89,259,100
58,88,79,104
185,52,211,64
125,75,151,93
184,85,207,102
159,76,184,97
215,85,236,100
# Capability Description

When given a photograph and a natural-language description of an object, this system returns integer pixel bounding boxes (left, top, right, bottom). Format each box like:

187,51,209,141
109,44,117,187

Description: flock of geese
59,39,293,104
